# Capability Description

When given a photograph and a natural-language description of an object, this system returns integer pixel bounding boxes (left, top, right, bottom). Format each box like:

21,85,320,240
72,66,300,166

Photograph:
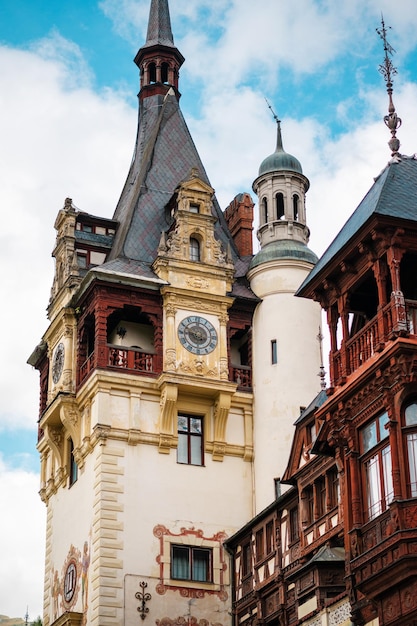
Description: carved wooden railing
230,365,252,390
349,499,417,595
79,345,156,386
107,346,155,373
331,300,417,387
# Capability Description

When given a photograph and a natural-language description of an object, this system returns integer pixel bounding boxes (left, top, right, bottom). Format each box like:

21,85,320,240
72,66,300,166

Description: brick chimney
224,193,254,257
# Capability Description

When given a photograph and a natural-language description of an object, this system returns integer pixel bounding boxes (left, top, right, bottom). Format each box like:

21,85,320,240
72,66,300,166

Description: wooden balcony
78,345,157,387
350,499,417,599
230,365,252,390
331,299,417,387
79,347,252,389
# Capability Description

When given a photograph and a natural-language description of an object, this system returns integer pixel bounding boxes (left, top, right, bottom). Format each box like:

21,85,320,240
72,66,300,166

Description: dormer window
190,203,200,213
189,237,200,261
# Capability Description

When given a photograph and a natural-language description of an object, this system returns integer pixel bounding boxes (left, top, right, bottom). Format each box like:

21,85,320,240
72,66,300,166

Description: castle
28,2,417,625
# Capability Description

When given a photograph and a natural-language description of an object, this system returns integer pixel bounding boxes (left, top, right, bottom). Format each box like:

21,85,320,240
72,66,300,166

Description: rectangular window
255,528,264,561
328,468,340,508
69,439,78,487
177,415,203,466
241,542,251,578
265,521,274,555
289,507,299,542
361,413,392,520
316,477,326,517
171,545,212,582
407,432,417,496
271,339,277,364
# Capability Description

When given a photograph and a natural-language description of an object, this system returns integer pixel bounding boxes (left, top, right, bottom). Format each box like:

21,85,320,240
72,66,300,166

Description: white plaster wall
250,261,322,512
46,452,96,623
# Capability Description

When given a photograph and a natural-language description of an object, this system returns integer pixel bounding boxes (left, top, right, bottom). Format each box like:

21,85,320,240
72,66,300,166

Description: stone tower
248,119,322,512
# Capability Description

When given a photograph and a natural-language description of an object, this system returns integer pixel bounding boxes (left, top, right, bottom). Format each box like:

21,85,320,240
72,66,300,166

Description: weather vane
376,15,401,155
265,97,280,125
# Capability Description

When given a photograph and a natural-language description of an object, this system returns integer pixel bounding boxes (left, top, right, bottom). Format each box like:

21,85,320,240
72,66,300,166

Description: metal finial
265,98,284,152
317,326,327,390
376,15,402,155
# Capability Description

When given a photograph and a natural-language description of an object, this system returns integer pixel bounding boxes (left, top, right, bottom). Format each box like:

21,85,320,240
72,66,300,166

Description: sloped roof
143,0,176,49
297,154,417,296
108,91,241,265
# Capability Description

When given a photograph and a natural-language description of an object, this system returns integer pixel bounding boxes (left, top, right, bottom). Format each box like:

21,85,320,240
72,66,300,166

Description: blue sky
1,0,417,620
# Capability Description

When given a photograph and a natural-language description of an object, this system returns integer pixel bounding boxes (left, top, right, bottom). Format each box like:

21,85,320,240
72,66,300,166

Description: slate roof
95,0,258,302
297,154,417,296
294,389,327,425
143,0,176,49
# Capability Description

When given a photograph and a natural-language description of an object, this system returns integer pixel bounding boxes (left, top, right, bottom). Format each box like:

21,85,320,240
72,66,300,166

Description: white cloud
0,456,46,620
0,39,136,430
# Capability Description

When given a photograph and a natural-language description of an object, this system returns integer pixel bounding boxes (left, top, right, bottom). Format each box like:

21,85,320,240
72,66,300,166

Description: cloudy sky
1,0,417,620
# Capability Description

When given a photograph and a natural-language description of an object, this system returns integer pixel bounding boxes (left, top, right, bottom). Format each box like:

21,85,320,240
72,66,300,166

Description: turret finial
377,15,402,156
265,98,283,152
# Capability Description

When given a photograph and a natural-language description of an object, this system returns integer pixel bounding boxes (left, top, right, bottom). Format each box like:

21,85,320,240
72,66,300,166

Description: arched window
404,401,417,496
276,193,285,219
262,197,268,224
293,194,299,220
161,62,169,83
149,62,156,84
190,237,200,261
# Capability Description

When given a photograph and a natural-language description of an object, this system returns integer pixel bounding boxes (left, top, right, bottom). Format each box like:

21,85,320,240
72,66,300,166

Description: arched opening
161,62,169,83
293,194,299,221
149,62,157,84
262,198,268,224
189,237,200,262
276,193,285,219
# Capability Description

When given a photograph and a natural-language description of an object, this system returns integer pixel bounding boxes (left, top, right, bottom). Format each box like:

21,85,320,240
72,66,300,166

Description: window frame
177,414,204,466
271,339,277,365
403,400,417,497
69,438,78,487
189,237,201,262
360,412,393,520
171,544,213,583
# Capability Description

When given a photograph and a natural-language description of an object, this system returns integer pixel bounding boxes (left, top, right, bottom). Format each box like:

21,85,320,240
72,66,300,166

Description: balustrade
331,300,417,386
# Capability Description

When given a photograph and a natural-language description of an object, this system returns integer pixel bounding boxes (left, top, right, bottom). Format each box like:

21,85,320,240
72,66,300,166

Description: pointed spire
144,0,175,49
377,16,402,156
276,118,284,153
134,0,184,99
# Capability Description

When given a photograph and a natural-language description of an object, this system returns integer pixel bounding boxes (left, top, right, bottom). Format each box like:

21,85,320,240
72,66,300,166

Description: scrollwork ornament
135,580,152,620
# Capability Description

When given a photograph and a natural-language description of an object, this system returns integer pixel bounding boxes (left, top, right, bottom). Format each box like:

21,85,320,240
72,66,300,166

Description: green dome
249,239,318,270
259,150,303,176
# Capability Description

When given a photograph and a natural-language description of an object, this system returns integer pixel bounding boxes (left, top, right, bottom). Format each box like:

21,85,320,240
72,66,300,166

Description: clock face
63,560,77,603
52,342,65,384
178,316,218,355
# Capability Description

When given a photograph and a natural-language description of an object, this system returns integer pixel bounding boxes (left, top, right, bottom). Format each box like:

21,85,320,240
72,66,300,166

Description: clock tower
29,1,258,625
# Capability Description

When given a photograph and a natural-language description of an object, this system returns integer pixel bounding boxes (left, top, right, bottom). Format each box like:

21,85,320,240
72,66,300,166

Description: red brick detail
224,193,254,257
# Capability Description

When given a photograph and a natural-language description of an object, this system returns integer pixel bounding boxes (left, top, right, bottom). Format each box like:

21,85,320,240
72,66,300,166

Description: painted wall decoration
50,539,91,624
153,524,228,600
156,618,223,626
